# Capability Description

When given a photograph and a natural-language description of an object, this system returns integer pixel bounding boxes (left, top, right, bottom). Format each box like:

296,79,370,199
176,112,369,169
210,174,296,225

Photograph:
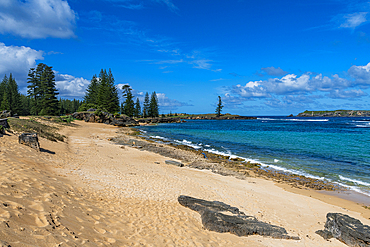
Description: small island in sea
296,110,370,117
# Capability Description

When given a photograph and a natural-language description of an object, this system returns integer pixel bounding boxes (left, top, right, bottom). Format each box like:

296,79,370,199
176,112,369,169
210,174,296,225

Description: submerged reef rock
18,133,40,151
316,213,370,246
178,195,299,240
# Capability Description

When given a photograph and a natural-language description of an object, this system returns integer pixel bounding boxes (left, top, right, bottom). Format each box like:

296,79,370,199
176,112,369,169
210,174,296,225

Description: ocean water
136,117,370,196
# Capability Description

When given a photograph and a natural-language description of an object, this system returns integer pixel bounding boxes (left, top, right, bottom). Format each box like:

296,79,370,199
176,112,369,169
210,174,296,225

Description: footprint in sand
29,201,44,211
0,207,10,219
94,226,106,234
32,213,49,227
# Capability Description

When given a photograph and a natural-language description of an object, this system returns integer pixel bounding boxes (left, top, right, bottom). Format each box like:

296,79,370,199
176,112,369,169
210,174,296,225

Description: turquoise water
137,117,370,196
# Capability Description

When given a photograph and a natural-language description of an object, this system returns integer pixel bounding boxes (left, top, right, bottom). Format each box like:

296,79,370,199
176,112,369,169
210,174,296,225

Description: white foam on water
150,135,167,140
332,181,370,197
339,175,370,186
257,118,329,122
274,159,280,163
174,139,202,149
355,123,370,128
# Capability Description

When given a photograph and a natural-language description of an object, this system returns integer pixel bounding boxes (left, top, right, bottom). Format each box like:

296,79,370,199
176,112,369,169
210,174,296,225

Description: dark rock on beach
178,195,299,240
18,133,40,151
165,160,184,167
316,213,370,246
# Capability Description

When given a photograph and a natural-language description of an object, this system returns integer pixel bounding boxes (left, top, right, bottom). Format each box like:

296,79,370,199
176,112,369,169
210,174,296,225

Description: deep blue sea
136,117,370,196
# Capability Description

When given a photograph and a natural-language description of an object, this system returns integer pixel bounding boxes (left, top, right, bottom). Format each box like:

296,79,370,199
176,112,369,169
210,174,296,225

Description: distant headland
296,110,370,117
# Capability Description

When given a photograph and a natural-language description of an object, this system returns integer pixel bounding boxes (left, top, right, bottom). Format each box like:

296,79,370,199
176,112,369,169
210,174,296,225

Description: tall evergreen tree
122,85,135,117
7,74,22,115
20,94,31,116
0,74,22,114
97,69,109,111
107,68,120,113
84,75,99,105
143,92,150,118
134,98,141,118
215,95,223,117
94,69,117,113
27,63,59,115
148,91,159,118
0,90,10,111
0,75,8,106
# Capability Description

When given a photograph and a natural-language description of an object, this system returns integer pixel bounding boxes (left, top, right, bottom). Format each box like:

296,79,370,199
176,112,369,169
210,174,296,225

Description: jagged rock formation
178,195,299,240
316,213,370,246
18,133,40,151
297,110,370,117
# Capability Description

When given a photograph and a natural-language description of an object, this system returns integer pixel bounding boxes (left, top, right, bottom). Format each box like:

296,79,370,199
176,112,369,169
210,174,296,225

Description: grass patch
8,117,66,142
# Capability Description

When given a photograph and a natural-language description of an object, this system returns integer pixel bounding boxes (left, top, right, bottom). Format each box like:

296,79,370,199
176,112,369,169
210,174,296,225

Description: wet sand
1,120,369,246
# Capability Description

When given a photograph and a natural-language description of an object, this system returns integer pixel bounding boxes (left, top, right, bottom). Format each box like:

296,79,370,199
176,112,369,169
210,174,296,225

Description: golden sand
0,120,369,246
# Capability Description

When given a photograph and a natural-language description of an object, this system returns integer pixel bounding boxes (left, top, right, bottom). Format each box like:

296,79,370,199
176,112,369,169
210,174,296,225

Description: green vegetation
215,95,223,117
0,74,22,114
121,85,135,117
8,117,67,142
143,92,150,118
148,91,159,118
27,63,59,116
298,110,370,117
83,69,120,113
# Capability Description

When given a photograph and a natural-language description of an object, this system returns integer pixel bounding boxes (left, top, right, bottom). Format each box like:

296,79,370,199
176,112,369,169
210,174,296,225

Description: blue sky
1,0,370,115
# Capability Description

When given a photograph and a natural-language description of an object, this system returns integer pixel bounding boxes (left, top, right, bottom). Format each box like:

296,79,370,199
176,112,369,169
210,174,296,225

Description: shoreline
126,125,370,208
2,119,370,246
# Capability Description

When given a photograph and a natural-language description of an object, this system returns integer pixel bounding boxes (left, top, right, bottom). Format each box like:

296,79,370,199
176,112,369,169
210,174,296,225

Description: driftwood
316,213,370,246
178,195,299,240
18,133,40,151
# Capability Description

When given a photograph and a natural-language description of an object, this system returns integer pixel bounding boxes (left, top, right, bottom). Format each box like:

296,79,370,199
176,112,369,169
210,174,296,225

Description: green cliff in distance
297,110,370,117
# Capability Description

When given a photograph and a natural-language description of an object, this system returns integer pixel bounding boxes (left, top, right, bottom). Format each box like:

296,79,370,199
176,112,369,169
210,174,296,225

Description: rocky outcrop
137,117,182,124
18,133,40,151
0,118,9,131
72,111,118,124
72,112,185,126
183,115,257,120
316,213,370,246
0,110,11,118
297,110,370,117
178,195,299,240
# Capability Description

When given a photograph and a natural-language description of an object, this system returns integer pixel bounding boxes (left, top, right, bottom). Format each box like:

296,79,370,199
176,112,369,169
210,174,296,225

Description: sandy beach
1,120,370,246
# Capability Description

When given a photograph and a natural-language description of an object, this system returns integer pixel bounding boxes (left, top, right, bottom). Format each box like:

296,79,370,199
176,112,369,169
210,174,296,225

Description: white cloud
156,92,192,109
55,73,90,98
225,62,370,110
0,43,44,90
156,59,184,64
191,59,212,70
327,89,367,99
0,0,77,39
116,84,191,110
348,62,370,85
153,0,178,12
261,66,288,76
339,12,368,29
